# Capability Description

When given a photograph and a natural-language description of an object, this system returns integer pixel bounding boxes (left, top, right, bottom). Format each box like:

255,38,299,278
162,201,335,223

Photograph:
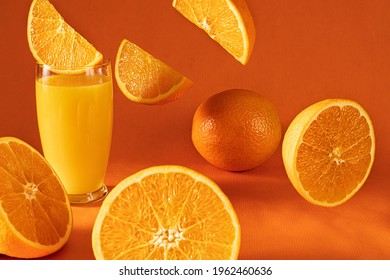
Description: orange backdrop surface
1,0,390,260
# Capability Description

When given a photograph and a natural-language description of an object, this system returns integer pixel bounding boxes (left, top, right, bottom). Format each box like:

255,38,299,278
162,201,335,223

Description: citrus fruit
115,39,193,104
192,89,282,171
172,0,256,65
0,137,72,258
282,99,375,207
92,165,240,260
27,0,103,70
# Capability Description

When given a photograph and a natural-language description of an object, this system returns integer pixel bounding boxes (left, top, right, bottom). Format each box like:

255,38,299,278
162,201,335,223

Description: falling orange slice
282,99,375,207
92,165,240,259
27,0,102,70
0,137,72,258
115,39,193,104
172,0,256,65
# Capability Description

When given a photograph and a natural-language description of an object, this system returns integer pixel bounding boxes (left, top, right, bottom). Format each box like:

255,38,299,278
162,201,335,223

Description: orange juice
36,74,113,196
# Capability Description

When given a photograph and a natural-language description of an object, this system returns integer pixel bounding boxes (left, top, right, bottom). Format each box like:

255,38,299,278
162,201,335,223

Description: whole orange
192,89,282,171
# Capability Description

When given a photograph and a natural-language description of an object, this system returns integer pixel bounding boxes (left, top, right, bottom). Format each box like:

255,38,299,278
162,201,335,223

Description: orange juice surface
36,74,113,195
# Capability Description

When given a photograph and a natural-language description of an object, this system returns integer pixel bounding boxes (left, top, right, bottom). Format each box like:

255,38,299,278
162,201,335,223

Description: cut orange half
115,39,193,104
27,0,103,71
92,165,240,259
172,0,256,65
0,137,72,258
282,99,375,207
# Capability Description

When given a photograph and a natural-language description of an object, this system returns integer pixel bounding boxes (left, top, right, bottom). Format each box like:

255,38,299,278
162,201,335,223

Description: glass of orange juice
35,59,113,204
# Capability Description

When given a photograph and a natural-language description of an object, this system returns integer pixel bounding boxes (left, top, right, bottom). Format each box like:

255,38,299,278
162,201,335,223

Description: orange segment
282,99,375,207
92,165,240,259
172,0,256,65
0,137,72,258
27,0,102,70
115,39,193,104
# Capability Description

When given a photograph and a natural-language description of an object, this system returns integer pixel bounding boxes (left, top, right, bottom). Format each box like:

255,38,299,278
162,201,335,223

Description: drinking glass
35,59,113,204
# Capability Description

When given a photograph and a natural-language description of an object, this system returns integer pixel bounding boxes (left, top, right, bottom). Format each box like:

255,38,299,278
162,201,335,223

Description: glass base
68,184,108,205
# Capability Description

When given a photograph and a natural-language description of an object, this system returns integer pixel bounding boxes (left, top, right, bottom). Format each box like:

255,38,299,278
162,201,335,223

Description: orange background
1,0,390,260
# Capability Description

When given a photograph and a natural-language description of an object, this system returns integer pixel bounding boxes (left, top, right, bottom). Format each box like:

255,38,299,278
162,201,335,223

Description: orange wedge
115,39,193,104
0,137,72,258
282,99,375,207
172,0,256,65
92,165,240,259
27,0,102,70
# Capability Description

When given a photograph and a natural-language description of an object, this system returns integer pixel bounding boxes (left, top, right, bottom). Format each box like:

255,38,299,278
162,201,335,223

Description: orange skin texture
192,89,282,171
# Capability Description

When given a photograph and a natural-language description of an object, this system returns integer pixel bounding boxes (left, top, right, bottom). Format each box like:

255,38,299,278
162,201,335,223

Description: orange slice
92,165,240,259
0,137,72,258
27,0,102,70
172,0,256,65
282,99,375,207
115,39,193,104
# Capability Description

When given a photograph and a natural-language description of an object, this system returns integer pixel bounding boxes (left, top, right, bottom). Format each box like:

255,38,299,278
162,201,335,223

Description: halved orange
0,137,72,258
92,165,240,259
172,0,256,65
115,39,193,104
282,99,375,207
27,0,102,70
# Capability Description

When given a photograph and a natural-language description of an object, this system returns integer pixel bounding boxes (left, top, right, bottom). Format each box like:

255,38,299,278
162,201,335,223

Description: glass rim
36,57,111,70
